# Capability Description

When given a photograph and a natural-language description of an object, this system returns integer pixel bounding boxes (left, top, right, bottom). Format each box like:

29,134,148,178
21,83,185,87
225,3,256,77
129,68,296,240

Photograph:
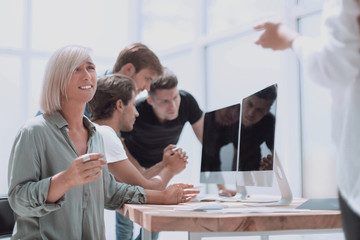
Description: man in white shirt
254,1,360,239
88,74,189,240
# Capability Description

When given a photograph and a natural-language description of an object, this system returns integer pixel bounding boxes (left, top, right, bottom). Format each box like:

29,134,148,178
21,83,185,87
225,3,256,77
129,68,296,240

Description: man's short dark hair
89,74,136,121
113,43,163,76
255,84,277,105
148,67,178,97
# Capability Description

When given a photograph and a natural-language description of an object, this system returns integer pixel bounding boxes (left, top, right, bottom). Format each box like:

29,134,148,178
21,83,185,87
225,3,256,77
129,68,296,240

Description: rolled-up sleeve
8,128,64,217
102,165,147,210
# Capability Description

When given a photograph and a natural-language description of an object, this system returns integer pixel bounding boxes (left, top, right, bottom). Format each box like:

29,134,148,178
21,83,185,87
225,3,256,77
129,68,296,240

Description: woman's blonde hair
40,45,93,114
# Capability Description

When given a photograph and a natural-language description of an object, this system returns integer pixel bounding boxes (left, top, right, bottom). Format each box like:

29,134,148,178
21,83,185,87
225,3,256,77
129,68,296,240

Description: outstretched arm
254,1,360,89
254,22,300,50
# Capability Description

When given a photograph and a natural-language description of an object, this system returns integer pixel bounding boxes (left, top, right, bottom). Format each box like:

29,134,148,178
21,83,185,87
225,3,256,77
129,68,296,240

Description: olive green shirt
8,112,146,240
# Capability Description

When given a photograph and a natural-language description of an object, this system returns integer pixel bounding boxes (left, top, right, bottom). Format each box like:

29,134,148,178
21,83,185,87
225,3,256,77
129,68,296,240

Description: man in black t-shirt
121,68,204,168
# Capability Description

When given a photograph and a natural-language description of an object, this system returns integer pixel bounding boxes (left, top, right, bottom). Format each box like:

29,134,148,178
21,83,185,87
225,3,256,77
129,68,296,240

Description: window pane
162,51,201,104
32,0,128,59
93,56,115,77
141,0,195,52
206,32,282,110
299,13,337,198
0,0,23,49
207,0,283,35
29,58,48,117
0,55,22,194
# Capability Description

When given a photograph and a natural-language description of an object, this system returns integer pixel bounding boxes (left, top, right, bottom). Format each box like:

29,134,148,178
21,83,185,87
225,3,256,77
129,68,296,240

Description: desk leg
188,232,202,240
261,235,269,240
188,232,270,240
142,229,152,240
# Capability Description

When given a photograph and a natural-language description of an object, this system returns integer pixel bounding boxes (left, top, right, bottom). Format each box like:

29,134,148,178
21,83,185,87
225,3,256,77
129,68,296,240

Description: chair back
0,195,15,238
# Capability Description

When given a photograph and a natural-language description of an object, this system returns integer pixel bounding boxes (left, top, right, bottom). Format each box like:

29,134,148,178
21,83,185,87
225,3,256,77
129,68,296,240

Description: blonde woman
7,45,198,240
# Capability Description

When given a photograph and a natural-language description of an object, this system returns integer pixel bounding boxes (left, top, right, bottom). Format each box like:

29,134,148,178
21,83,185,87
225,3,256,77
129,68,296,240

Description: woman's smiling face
65,61,97,104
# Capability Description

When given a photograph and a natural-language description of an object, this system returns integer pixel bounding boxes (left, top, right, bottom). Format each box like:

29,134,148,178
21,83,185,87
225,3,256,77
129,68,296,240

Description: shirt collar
45,111,97,137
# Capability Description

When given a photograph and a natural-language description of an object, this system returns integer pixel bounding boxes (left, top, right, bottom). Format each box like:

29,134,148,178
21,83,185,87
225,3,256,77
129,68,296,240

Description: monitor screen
200,84,277,187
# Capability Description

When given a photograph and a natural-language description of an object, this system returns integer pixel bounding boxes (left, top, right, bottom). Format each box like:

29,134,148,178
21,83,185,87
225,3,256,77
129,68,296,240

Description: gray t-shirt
8,112,146,240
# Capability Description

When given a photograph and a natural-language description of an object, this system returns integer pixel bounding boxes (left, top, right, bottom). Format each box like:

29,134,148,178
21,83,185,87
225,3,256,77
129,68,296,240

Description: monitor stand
247,151,293,206
236,152,293,206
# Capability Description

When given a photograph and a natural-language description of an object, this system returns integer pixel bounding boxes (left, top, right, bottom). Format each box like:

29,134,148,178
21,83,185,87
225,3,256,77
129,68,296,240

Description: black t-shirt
121,90,203,168
238,113,275,171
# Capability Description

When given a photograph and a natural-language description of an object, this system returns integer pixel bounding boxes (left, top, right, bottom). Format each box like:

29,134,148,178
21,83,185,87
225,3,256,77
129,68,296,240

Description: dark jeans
339,192,360,240
116,211,159,240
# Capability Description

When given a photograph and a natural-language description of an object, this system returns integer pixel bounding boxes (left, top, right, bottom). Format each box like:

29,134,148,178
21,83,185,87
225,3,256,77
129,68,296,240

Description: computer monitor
200,102,241,184
200,84,291,204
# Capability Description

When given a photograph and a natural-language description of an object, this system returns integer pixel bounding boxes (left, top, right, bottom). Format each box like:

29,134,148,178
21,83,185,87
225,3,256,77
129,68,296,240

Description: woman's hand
47,153,106,203
65,153,107,187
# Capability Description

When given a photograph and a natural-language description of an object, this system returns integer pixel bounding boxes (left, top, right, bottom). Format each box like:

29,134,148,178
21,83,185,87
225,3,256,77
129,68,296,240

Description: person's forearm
47,170,74,203
144,189,167,204
109,160,173,191
142,161,166,178
145,167,174,190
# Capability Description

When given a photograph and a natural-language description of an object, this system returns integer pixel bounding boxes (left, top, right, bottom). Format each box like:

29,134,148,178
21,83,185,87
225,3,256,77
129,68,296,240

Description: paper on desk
175,203,311,213
176,203,226,211
206,208,311,213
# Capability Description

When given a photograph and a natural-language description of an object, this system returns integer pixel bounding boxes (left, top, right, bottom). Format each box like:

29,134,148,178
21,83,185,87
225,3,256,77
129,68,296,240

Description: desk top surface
118,198,342,233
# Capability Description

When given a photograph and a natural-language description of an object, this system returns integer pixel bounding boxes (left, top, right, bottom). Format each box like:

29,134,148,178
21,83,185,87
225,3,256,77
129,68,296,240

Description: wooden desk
118,198,342,240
